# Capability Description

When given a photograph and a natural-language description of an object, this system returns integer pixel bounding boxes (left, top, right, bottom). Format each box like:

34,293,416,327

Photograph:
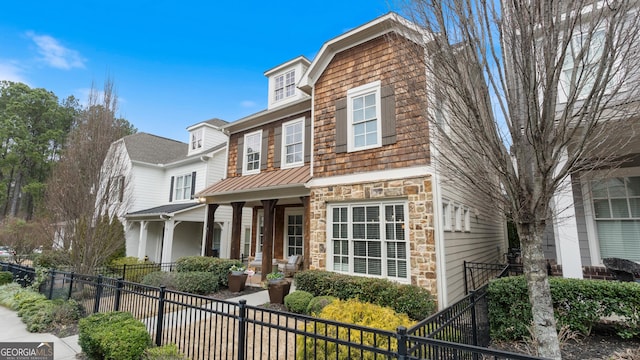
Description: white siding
129,166,166,211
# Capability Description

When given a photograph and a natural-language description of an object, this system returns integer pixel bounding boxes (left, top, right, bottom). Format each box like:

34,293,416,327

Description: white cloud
240,100,257,108
26,32,86,70
0,61,29,84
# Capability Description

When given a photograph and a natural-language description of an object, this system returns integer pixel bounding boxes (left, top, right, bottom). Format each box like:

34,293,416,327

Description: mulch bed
490,323,640,359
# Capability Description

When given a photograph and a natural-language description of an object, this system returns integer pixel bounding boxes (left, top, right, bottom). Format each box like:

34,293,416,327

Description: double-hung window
561,29,605,100
329,202,408,280
174,173,192,201
282,118,304,167
591,176,640,261
191,130,203,150
347,81,382,152
275,70,295,102
243,131,262,175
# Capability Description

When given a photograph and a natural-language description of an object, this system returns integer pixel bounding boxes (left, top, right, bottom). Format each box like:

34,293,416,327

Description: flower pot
267,280,291,304
228,273,248,292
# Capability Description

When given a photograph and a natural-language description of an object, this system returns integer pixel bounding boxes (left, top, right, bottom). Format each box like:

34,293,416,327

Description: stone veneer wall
308,175,438,295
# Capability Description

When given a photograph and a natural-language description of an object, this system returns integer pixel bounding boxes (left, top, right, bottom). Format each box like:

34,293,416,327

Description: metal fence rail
0,261,545,360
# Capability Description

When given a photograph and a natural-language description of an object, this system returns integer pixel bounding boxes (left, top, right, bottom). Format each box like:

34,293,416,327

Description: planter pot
227,273,248,292
267,281,291,304
231,271,245,276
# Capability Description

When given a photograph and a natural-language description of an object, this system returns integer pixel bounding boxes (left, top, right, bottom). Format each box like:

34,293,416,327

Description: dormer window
191,130,203,150
275,70,295,102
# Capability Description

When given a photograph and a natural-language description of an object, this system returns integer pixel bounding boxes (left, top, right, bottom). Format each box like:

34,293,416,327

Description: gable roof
123,132,187,164
125,202,203,219
187,117,228,130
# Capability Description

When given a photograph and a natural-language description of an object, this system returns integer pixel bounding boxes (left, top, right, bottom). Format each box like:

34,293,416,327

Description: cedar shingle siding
314,34,429,178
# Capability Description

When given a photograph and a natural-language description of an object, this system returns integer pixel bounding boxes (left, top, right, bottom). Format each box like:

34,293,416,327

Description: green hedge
109,257,160,283
141,271,221,294
0,271,13,285
294,270,435,320
306,296,336,316
33,250,71,269
141,271,176,288
79,312,151,359
175,256,243,287
488,276,640,340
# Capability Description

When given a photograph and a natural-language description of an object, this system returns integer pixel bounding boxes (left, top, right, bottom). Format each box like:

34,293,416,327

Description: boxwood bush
284,290,314,314
173,272,221,294
294,270,435,320
79,311,151,359
296,299,415,359
141,271,176,288
306,296,336,315
175,256,243,287
0,271,13,285
488,276,640,340
144,344,187,359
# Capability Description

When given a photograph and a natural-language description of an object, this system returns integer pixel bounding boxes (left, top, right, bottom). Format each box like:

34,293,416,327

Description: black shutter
381,85,397,146
237,137,244,176
274,125,282,168
335,98,348,153
260,129,269,170
190,171,196,199
169,176,175,202
304,116,311,163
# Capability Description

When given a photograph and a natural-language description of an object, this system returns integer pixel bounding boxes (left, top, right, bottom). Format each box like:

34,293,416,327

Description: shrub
142,271,176,288
297,299,415,359
79,311,151,360
173,272,221,294
0,271,13,285
175,256,242,287
284,291,314,314
0,283,23,308
294,270,436,320
109,256,160,283
33,250,71,269
5,287,82,333
306,296,336,316
143,344,188,359
488,276,640,341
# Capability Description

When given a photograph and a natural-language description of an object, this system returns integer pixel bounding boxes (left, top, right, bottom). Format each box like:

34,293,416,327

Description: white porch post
137,221,148,260
551,150,583,279
161,218,175,264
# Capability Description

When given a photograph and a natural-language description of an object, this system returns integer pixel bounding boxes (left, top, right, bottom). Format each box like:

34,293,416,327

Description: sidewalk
0,285,279,359
0,306,80,360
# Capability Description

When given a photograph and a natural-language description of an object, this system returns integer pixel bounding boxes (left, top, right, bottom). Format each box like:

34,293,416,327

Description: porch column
204,204,219,257
161,218,175,264
230,202,245,259
137,221,149,260
261,199,278,280
300,196,310,270
552,150,583,279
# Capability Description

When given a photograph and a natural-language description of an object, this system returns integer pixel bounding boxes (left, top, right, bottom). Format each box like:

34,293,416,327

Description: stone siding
309,176,438,296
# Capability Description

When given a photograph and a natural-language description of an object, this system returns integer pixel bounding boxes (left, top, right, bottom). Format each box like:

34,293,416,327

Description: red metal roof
198,165,311,196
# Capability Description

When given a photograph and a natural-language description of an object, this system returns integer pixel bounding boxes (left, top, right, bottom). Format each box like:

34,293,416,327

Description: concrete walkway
0,285,278,359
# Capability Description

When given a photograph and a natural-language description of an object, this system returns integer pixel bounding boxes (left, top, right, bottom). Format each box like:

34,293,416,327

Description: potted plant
266,271,289,304
228,264,248,292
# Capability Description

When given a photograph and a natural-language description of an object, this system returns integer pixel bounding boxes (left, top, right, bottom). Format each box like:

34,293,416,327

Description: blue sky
0,1,400,142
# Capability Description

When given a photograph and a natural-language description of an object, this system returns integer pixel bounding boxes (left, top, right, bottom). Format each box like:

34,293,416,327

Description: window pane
364,105,376,120
368,242,381,257
591,180,608,198
354,241,366,256
628,177,640,196
354,134,365,148
608,178,627,197
366,224,379,239
397,243,406,258
630,198,640,218
364,93,376,107
353,96,363,110
597,220,640,261
611,199,630,218
353,207,365,222
353,109,364,122
366,132,377,146
368,259,381,275
593,199,610,218
387,242,397,258
396,224,405,240
354,258,367,274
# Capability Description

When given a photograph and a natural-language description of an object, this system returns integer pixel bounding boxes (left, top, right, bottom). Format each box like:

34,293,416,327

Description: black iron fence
0,261,543,360
463,261,525,294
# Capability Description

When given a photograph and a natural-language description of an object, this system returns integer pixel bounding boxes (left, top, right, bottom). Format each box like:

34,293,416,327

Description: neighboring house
198,13,507,307
98,119,252,263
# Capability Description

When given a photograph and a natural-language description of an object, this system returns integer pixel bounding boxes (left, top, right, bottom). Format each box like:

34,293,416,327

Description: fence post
470,290,478,347
67,272,74,300
114,278,124,311
93,275,103,314
463,260,469,295
48,270,56,299
122,264,127,281
237,300,247,360
155,286,166,346
396,326,408,360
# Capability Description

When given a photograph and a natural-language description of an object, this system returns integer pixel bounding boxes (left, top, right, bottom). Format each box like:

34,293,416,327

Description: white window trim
326,201,410,283
463,207,471,232
284,208,304,258
281,117,305,169
454,205,462,231
174,173,192,201
443,200,452,232
583,167,640,265
243,130,262,175
347,80,382,153
191,129,203,150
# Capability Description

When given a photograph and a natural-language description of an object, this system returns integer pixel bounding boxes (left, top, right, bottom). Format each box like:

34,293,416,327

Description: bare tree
45,79,135,274
0,217,51,265
398,0,640,357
